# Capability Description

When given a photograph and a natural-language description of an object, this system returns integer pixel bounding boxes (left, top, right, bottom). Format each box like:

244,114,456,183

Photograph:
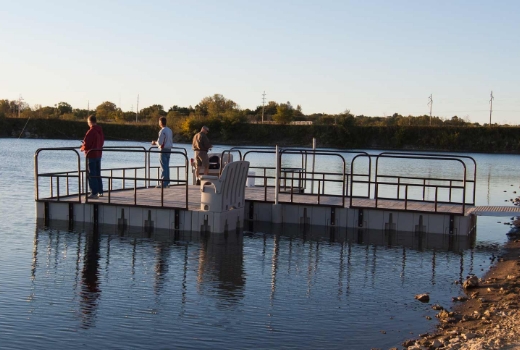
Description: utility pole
261,91,266,124
87,100,89,117
18,94,23,118
427,94,433,126
489,91,494,126
136,94,139,122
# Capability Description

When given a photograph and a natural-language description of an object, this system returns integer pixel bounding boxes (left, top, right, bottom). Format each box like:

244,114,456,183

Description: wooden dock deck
47,185,480,215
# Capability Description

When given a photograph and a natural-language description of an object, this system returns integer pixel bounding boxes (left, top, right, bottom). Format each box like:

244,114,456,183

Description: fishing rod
17,117,31,138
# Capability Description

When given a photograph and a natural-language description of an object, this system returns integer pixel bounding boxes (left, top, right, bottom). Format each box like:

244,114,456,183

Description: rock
452,296,468,302
463,275,479,289
462,332,477,340
415,293,430,302
449,336,461,343
436,310,452,322
432,304,443,310
431,339,443,348
402,339,415,347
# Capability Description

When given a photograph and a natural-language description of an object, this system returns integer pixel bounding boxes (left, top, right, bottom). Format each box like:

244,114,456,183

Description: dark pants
160,150,171,186
88,158,103,195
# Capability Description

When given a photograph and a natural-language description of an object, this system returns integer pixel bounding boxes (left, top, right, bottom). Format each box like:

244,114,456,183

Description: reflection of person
80,116,104,199
80,230,101,329
151,117,173,188
192,126,212,184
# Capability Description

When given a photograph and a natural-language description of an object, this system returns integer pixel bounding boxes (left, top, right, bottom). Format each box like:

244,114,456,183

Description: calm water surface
1,138,519,349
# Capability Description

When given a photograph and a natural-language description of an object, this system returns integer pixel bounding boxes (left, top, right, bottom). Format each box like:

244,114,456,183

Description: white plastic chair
200,161,250,212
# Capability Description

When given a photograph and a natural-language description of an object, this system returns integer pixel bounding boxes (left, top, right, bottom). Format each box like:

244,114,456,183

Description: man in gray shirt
152,117,173,188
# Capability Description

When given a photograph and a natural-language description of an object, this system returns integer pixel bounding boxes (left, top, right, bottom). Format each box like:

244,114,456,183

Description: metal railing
35,146,477,215
348,152,476,214
35,146,190,208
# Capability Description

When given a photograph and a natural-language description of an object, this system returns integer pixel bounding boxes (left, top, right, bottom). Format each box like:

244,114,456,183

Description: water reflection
153,242,171,295
197,232,245,307
249,221,475,251
29,219,490,349
80,229,101,328
248,221,477,289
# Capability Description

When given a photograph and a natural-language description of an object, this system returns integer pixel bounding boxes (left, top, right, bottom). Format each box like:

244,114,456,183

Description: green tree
168,105,192,116
0,100,10,116
37,106,57,119
73,109,90,120
139,104,166,121
197,94,238,119
272,103,294,124
96,101,117,121
57,102,73,115
264,101,278,116
123,111,137,122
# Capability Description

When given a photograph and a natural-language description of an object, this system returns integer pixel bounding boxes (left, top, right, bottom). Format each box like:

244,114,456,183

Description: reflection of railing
35,146,190,208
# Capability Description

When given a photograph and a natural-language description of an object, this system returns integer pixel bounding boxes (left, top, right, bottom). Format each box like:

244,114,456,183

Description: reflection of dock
30,219,479,331
34,147,515,236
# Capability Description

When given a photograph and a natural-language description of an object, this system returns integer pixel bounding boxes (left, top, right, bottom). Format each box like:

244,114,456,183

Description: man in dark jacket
192,126,212,183
80,116,105,199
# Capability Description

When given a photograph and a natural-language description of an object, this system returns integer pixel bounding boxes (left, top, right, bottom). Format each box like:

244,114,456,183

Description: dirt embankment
398,238,520,350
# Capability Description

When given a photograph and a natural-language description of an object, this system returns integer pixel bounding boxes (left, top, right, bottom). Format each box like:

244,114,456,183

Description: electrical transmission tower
17,94,24,118
489,91,494,126
136,94,139,122
261,91,266,124
427,94,433,126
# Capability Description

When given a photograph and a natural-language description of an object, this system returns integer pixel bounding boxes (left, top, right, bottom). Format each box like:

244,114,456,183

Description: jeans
88,158,103,195
160,150,170,186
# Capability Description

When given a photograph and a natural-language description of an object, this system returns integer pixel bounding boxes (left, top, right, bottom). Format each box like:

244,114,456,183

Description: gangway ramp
467,206,520,217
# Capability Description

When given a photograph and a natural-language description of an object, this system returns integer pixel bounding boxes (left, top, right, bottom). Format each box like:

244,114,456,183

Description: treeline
3,93,519,153
0,93,501,130
2,116,520,153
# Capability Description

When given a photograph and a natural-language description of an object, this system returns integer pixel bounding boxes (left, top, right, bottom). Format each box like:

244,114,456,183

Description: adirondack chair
200,161,250,212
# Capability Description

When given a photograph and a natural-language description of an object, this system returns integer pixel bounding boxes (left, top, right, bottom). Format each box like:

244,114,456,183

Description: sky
1,0,519,125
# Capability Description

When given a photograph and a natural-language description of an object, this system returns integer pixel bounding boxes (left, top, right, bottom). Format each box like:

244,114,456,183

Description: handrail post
405,185,408,210
311,138,316,194
274,146,280,205
34,154,39,201
435,187,438,212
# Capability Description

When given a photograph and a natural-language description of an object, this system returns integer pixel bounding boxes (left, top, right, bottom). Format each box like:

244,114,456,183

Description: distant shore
3,117,520,153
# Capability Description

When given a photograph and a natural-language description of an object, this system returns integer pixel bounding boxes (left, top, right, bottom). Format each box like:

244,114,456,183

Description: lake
1,138,518,349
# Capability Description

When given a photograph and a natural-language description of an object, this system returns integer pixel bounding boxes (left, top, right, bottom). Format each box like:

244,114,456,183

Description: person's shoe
196,179,201,186
98,193,103,197
87,193,99,199
156,184,170,188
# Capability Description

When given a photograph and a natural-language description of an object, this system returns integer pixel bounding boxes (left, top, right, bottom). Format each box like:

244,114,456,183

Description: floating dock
34,146,520,236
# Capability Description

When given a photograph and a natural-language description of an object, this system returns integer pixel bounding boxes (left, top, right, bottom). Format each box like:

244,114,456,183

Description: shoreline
400,238,520,349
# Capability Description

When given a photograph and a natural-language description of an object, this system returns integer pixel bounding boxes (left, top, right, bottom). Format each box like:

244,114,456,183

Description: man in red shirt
80,116,105,199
